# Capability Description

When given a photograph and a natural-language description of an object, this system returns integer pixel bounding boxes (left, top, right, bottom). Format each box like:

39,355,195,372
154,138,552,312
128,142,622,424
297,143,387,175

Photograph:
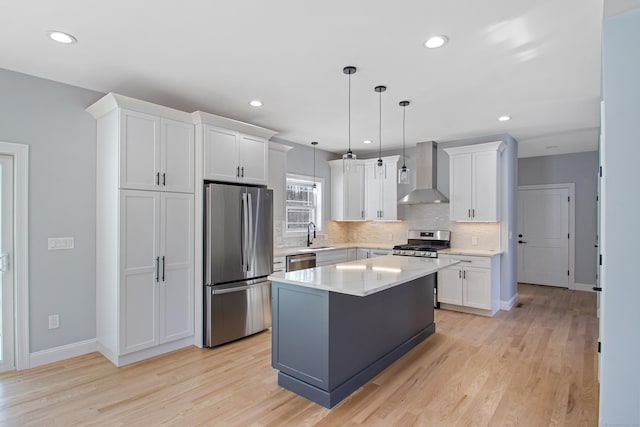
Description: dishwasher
286,253,317,272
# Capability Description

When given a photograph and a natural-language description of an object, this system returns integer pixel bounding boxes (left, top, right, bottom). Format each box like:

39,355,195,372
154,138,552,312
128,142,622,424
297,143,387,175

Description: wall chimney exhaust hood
398,141,449,204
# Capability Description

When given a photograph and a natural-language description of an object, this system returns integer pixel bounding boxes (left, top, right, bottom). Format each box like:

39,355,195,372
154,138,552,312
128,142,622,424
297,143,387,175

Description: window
285,174,322,232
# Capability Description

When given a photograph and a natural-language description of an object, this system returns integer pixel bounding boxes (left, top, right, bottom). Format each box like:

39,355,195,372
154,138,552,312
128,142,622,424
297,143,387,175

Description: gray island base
271,274,435,408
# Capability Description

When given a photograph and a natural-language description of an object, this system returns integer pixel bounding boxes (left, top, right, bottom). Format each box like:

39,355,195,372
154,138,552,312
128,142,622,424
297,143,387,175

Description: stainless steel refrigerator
204,182,273,347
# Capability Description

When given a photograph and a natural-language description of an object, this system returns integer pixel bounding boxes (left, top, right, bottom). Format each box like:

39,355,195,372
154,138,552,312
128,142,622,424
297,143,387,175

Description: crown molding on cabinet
191,111,278,140
86,92,193,122
86,93,279,140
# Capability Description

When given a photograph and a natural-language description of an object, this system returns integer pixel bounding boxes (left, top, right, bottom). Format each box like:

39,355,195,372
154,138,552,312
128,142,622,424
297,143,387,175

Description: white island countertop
268,255,459,297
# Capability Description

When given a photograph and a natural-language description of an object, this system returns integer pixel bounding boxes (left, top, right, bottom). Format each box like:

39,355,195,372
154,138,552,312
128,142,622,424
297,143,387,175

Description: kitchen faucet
307,222,316,247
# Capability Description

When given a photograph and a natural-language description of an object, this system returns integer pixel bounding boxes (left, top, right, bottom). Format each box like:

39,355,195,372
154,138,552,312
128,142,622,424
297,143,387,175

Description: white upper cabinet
444,141,504,222
365,156,399,221
119,109,194,193
202,125,268,185
330,161,365,221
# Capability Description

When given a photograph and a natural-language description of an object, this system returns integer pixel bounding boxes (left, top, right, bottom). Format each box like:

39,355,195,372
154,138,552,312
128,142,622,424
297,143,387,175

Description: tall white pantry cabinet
88,93,195,366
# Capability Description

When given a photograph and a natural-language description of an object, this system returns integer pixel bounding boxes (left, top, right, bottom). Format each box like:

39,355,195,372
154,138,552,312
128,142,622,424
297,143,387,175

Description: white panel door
159,193,194,343
238,134,268,184
463,267,492,309
365,163,380,220
203,126,239,182
120,190,160,354
380,162,397,220
437,268,463,305
161,119,194,193
472,151,499,221
449,153,473,221
517,187,569,287
344,164,365,220
120,110,160,191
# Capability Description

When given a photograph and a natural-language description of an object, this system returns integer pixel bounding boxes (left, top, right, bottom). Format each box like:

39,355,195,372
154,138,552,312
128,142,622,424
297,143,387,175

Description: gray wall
600,9,640,425
518,152,598,285
0,68,104,352
271,136,340,223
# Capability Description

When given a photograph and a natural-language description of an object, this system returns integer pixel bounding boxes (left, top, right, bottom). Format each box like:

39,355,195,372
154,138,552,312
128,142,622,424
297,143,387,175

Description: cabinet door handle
236,166,240,177
162,173,166,186
463,270,466,279
156,172,160,185
241,166,244,178
472,209,475,218
162,256,165,282
155,257,160,282
468,209,471,218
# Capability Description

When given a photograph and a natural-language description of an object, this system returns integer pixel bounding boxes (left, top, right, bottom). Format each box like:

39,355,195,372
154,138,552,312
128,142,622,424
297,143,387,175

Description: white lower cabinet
117,190,194,361
273,255,286,273
316,248,354,267
437,254,500,316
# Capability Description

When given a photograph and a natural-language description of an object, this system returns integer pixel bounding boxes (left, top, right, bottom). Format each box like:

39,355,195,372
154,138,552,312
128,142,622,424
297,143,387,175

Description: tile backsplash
275,204,501,251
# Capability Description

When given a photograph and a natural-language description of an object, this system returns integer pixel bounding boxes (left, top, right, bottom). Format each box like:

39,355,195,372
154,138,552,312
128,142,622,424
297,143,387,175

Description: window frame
285,173,323,233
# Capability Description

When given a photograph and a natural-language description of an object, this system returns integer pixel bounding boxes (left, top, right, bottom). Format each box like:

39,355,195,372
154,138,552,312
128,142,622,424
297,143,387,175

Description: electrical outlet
471,236,478,246
48,314,59,329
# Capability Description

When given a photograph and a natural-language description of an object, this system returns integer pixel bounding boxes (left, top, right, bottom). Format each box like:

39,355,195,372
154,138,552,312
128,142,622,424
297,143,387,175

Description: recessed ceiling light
47,31,77,44
498,115,511,122
249,100,263,107
545,145,559,149
424,35,449,49
363,140,372,144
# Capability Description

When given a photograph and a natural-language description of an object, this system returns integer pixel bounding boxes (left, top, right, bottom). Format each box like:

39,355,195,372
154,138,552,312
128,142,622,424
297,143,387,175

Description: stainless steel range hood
398,141,449,204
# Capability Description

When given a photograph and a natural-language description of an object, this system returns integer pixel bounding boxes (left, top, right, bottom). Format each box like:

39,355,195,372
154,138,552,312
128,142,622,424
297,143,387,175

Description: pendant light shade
398,100,411,184
342,66,357,172
375,85,387,179
311,141,318,194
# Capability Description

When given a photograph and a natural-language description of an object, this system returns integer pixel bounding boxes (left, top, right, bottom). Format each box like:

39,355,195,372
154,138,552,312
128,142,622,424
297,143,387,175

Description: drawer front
438,254,491,269
315,248,351,264
273,256,286,273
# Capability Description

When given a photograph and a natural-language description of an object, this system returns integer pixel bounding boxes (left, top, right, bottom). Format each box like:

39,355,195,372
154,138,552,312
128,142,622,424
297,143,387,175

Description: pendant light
374,85,387,178
311,141,318,194
398,100,411,184
342,66,357,172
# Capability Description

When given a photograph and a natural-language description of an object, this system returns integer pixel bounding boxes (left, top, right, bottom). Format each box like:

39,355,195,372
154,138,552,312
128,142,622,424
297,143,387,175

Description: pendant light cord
348,73,352,153
402,104,406,168
378,89,382,161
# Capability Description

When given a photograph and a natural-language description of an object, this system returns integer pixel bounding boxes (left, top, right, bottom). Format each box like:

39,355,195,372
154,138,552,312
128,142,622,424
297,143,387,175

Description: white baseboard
29,339,98,369
500,293,519,311
574,283,596,292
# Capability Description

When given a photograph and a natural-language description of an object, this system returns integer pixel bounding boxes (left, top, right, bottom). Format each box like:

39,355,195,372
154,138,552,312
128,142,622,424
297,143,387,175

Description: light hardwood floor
0,284,598,426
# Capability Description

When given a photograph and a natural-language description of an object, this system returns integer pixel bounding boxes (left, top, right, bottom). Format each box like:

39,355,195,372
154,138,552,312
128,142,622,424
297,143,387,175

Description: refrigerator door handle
247,192,254,273
241,193,247,272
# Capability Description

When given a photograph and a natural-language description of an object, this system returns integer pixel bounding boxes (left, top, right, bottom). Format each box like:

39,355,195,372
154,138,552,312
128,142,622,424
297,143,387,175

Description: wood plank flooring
0,284,598,426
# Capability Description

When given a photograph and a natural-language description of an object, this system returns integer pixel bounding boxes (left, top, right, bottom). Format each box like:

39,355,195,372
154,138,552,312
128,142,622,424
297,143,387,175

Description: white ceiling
1,0,617,158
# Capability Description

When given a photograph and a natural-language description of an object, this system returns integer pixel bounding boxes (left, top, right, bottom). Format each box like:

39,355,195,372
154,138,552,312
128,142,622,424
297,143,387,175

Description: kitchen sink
299,246,335,252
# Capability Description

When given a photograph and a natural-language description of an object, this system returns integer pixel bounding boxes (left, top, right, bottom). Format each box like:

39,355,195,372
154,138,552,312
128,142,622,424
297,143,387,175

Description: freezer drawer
205,280,272,347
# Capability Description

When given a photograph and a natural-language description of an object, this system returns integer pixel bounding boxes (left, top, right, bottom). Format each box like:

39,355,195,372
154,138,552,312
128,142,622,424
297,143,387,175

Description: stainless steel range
393,229,450,308
392,230,451,257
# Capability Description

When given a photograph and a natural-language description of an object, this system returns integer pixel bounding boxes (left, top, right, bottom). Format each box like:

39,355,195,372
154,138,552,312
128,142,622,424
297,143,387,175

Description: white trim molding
0,141,29,370
30,339,97,369
574,283,596,292
501,293,519,311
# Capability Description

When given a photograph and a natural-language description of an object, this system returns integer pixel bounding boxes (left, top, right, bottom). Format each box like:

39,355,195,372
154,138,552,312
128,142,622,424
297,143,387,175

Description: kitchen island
268,255,458,408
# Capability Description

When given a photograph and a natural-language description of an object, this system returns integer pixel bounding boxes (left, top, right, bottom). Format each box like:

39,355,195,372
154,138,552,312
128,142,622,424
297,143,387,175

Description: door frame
0,141,29,370
517,183,575,289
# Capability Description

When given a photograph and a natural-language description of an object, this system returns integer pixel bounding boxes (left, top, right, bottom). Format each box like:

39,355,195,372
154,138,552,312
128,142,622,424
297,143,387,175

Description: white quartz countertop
274,243,394,257
268,255,459,297
438,248,503,257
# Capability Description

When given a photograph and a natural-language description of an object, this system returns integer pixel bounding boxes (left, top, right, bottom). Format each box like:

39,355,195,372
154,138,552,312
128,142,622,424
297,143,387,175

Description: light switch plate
471,236,478,246
48,237,74,250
